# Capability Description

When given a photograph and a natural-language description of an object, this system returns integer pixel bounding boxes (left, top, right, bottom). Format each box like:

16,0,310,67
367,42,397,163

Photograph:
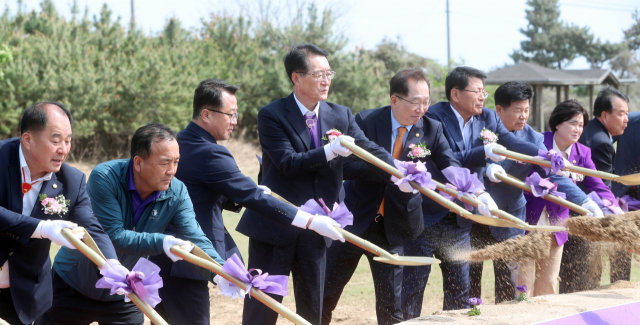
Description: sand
463,231,551,262
565,210,640,253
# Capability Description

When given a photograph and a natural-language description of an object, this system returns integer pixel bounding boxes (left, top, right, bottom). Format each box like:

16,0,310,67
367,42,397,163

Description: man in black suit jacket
236,43,405,325
0,102,117,324
153,79,343,324
322,69,460,325
570,87,630,292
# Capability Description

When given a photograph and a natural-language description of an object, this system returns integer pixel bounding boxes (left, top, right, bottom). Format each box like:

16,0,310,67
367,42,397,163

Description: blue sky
3,0,638,71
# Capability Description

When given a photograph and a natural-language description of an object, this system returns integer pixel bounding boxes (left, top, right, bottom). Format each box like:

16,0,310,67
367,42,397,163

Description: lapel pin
415,133,420,137
52,184,58,189
573,160,576,164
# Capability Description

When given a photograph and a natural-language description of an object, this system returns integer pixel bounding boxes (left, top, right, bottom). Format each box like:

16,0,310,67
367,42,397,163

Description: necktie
378,127,407,216
305,111,320,149
21,167,38,198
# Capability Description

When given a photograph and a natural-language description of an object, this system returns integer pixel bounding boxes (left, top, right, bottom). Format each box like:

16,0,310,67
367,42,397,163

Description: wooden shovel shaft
494,173,591,216
60,228,169,325
170,246,312,325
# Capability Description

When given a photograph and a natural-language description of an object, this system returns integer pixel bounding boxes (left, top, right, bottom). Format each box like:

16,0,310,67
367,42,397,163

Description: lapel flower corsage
479,128,498,145
407,142,431,159
570,172,585,183
322,129,343,143
39,194,70,217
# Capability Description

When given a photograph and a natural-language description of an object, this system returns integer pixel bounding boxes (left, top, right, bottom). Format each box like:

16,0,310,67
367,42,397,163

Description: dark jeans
559,234,602,294
469,224,519,303
0,288,27,325
402,214,471,320
322,220,403,325
35,269,143,325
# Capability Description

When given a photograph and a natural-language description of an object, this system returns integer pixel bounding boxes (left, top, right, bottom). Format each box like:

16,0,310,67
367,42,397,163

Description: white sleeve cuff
31,220,44,239
291,210,311,229
324,143,337,162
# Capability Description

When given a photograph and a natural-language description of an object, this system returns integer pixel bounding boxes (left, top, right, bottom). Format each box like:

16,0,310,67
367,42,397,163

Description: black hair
548,99,590,132
283,43,329,85
20,101,73,135
192,79,240,120
130,123,177,160
389,68,430,97
593,86,629,118
445,66,487,101
494,81,534,108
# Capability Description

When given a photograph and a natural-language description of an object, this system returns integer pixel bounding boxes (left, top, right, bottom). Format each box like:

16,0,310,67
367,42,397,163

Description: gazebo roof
485,62,632,86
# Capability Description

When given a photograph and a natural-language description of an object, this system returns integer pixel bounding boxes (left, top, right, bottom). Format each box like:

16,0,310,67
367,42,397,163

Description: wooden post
556,86,561,104
588,85,594,117
564,85,569,101
537,84,544,132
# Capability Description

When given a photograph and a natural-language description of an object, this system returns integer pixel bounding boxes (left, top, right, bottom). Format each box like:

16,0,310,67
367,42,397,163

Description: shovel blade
615,174,640,186
373,256,441,266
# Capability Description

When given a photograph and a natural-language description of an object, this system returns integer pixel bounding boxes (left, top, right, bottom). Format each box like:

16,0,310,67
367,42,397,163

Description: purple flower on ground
517,285,527,293
468,297,482,306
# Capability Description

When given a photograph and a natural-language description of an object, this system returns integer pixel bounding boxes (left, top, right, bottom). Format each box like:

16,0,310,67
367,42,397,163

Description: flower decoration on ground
468,297,482,316
218,253,289,298
407,142,431,159
440,166,485,211
516,285,530,302
322,129,343,143
533,149,566,175
525,172,566,199
479,128,498,145
393,160,436,190
95,258,163,307
39,194,70,217
299,198,353,228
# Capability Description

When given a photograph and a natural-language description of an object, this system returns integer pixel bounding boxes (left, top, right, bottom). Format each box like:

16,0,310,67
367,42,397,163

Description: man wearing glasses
237,43,408,325
151,79,345,324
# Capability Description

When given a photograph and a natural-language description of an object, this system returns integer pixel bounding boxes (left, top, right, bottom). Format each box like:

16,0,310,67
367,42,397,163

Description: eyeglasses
395,95,431,108
296,70,336,81
206,109,239,121
459,88,489,99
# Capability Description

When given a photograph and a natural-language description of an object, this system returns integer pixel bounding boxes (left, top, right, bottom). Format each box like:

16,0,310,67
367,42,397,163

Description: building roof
485,62,634,86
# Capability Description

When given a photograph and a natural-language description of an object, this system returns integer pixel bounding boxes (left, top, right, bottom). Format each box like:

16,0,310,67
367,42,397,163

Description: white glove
308,215,345,242
328,135,354,157
477,192,498,218
40,220,83,249
485,163,507,183
391,176,418,194
257,185,271,195
582,200,604,218
214,274,246,299
484,143,506,162
162,235,194,262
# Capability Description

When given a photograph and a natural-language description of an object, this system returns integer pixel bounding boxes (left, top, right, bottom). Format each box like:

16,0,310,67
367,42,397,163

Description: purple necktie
305,111,320,149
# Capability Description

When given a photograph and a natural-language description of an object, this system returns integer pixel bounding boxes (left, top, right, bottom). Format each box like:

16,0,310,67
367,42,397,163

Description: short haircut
593,86,629,118
494,81,534,108
445,66,487,101
389,68,430,97
20,101,73,135
130,123,177,160
548,99,590,132
192,79,239,120
283,43,329,85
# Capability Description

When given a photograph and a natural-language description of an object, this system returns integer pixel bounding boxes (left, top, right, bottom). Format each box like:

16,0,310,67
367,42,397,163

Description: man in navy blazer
237,43,405,325
153,79,343,324
0,102,117,324
323,69,460,324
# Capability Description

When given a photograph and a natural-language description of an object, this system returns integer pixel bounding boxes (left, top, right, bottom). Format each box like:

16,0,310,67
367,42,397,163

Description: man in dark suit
237,43,407,325
567,87,630,292
0,102,117,324
322,68,460,325
153,79,344,324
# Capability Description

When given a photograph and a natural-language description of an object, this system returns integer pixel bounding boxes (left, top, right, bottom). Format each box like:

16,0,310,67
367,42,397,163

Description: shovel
268,191,440,266
492,147,640,186
61,228,169,325
339,139,566,233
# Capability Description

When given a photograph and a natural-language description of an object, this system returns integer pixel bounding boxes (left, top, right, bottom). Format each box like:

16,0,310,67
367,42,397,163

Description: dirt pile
462,231,551,262
565,210,640,253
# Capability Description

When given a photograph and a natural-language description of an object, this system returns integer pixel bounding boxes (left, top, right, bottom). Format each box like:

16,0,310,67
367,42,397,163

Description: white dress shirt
449,104,475,149
552,135,573,160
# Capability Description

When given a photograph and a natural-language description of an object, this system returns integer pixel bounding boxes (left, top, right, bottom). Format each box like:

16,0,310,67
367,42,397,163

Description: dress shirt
449,103,475,149
552,135,573,160
390,110,413,148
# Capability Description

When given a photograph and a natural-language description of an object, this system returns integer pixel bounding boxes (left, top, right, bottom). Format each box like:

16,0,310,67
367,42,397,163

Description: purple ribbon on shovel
588,191,624,215
533,149,565,175
393,160,437,190
221,253,289,297
618,195,640,213
440,166,485,211
525,172,566,199
95,258,163,307
299,198,353,228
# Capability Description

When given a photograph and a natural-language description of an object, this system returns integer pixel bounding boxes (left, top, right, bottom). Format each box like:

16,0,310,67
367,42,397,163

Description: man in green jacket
37,123,224,325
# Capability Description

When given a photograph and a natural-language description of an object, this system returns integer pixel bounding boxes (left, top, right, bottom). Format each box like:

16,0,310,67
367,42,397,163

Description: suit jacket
579,118,615,187
342,106,459,245
236,93,395,246
424,102,540,226
0,138,117,324
612,112,640,198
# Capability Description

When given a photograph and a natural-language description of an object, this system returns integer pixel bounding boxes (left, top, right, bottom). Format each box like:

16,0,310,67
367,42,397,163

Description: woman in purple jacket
519,99,618,297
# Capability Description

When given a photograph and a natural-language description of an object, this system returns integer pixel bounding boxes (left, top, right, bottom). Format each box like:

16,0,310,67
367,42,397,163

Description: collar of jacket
186,121,217,144
118,159,173,202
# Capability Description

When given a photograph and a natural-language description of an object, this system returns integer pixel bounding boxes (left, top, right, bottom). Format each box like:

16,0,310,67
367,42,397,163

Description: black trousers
559,234,602,293
469,224,519,303
0,288,27,325
35,269,143,325
242,231,326,325
610,249,632,283
322,220,403,325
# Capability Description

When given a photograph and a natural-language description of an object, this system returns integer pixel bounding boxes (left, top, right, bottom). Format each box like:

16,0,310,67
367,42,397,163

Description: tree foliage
0,0,448,159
